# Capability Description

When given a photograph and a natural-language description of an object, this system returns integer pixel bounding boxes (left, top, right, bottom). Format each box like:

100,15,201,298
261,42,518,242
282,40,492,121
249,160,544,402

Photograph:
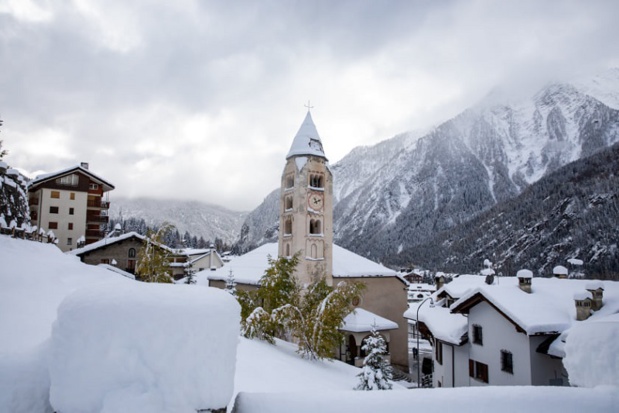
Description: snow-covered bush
49,283,240,413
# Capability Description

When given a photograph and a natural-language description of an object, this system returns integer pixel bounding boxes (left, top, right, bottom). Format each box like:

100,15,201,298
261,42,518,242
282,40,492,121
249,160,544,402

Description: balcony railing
86,229,105,238
29,198,40,206
87,215,109,223
87,200,110,209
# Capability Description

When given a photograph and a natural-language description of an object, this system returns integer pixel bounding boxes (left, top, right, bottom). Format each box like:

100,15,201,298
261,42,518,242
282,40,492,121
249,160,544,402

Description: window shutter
469,359,474,377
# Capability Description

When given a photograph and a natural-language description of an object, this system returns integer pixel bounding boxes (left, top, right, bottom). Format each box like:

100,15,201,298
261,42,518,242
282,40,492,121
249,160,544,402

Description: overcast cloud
1,0,618,211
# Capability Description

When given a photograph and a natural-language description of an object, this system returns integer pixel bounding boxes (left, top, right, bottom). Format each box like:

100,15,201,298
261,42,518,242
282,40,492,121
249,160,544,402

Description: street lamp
416,296,434,388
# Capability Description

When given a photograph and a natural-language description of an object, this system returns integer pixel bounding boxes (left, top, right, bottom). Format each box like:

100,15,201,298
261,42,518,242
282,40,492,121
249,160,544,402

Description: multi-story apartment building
28,163,114,252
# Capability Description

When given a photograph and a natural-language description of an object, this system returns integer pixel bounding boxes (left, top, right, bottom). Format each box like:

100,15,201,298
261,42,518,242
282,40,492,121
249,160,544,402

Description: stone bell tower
278,110,333,286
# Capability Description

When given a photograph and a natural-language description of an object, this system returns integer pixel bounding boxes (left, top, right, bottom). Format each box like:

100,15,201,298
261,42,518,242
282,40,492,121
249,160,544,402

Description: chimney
585,281,604,311
435,273,445,291
574,292,592,321
516,269,533,293
553,265,568,278
80,162,89,170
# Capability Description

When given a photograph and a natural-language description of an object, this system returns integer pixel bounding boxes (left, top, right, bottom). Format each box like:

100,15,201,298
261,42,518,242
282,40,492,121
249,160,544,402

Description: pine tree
224,270,236,295
136,223,174,283
184,262,196,284
355,325,393,391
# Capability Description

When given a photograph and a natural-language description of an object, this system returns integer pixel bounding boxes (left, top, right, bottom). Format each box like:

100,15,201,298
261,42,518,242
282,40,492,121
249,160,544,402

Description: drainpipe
452,345,455,387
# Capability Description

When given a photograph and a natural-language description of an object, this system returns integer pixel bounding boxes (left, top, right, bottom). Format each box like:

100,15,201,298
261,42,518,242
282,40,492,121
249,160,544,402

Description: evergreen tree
136,223,174,283
355,325,393,391
184,262,196,284
224,269,236,295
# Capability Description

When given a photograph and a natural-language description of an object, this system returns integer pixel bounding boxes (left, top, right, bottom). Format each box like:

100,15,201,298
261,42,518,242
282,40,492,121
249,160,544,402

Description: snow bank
233,385,617,413
49,283,240,413
564,313,619,387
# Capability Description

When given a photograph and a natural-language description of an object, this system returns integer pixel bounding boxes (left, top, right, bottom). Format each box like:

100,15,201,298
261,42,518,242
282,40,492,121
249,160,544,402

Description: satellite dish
485,274,495,285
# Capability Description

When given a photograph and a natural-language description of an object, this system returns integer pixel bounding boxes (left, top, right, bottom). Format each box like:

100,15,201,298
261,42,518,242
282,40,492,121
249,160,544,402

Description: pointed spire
286,111,327,160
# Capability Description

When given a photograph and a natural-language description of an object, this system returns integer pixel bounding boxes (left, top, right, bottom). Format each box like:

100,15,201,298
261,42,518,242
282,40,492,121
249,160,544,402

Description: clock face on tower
308,193,324,211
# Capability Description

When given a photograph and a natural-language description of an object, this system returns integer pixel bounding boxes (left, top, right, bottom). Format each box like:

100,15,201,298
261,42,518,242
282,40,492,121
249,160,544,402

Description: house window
67,237,73,246
473,324,483,345
285,196,293,210
309,174,323,188
128,248,136,258
49,206,59,214
51,191,60,199
469,359,489,383
48,222,58,230
436,341,443,365
309,219,322,234
69,208,74,215
70,192,75,200
101,259,110,264
68,223,73,230
501,350,513,374
89,183,99,190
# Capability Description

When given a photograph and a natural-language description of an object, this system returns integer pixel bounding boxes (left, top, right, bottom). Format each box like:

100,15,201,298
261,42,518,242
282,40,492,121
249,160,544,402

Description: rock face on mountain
390,142,619,279
335,79,619,261
235,69,619,275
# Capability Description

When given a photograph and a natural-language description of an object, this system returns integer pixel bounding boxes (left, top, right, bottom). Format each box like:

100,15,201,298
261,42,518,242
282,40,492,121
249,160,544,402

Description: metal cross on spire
304,100,314,112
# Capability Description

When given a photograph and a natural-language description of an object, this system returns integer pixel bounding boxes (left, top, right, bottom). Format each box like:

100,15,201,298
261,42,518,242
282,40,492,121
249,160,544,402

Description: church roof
286,111,327,160
200,242,398,286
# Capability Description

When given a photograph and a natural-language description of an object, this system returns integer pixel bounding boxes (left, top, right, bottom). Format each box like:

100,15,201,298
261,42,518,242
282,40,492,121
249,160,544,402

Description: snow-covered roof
286,111,327,160
97,264,136,280
28,165,115,192
340,308,398,333
408,275,619,346
450,277,619,336
201,242,398,285
68,232,176,256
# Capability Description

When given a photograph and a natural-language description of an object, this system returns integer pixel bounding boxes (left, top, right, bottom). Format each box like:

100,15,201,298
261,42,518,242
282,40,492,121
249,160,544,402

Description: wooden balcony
87,215,109,224
87,200,110,209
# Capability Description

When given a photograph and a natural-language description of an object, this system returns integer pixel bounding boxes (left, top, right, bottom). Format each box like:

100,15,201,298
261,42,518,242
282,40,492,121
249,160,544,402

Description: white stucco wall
468,301,532,386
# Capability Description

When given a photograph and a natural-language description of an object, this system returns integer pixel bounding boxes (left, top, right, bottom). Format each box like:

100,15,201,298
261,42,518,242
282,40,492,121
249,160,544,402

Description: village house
28,163,114,252
69,231,224,280
405,272,619,387
199,111,409,371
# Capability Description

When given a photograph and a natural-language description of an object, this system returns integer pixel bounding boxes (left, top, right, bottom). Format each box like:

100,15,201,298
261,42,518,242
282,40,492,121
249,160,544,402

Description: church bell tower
278,110,333,286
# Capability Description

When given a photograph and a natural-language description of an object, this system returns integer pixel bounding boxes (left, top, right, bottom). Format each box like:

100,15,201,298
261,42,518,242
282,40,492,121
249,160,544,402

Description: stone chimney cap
516,269,533,279
553,265,568,275
586,281,604,291
574,291,590,301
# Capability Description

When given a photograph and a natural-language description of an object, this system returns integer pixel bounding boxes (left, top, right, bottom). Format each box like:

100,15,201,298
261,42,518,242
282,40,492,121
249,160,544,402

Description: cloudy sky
1,0,618,211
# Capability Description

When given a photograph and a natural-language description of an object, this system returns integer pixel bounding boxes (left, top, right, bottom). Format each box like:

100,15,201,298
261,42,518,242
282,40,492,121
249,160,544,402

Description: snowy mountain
389,143,619,277
109,197,247,244
236,69,619,269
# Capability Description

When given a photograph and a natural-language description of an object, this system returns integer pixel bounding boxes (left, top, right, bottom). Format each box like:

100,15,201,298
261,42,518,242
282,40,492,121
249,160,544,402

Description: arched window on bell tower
309,219,322,235
285,243,291,257
309,174,324,189
311,243,318,259
284,218,292,235
285,195,293,211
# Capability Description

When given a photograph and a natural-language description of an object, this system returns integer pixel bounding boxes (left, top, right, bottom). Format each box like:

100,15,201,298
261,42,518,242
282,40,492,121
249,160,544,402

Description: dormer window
57,174,79,187
309,174,323,188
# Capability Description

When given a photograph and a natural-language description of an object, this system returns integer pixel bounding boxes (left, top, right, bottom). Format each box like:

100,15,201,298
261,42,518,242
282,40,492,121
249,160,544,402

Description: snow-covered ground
1,235,617,412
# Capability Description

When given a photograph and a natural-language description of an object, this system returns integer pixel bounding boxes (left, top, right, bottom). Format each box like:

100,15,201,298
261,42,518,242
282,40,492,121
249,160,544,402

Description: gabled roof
68,231,176,256
28,165,115,192
286,111,328,160
200,242,400,285
341,308,399,333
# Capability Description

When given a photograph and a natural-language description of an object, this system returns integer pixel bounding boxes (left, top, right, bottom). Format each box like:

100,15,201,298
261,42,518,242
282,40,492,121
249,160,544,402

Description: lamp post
416,296,434,388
